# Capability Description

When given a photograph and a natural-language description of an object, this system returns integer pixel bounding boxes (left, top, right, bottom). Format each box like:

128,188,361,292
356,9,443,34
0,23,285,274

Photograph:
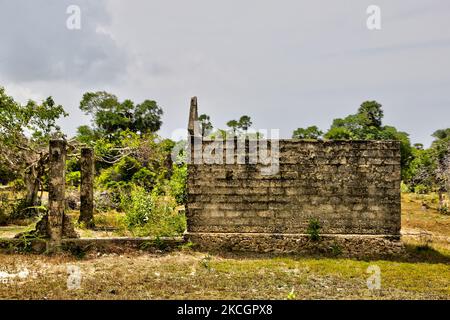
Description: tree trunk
24,167,39,208
20,159,45,218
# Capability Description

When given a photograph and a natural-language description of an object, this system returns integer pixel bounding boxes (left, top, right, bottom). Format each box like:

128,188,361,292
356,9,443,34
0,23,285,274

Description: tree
407,145,435,192
324,100,412,179
432,128,450,141
198,114,213,137
238,115,252,133
431,129,450,211
400,128,450,212
79,91,163,139
413,143,424,150
226,116,253,136
132,100,164,134
292,126,323,139
0,86,68,217
358,101,383,128
226,120,239,135
75,125,100,145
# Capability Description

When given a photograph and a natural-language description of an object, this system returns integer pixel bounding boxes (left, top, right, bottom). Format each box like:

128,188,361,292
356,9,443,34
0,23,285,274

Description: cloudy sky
1,0,449,146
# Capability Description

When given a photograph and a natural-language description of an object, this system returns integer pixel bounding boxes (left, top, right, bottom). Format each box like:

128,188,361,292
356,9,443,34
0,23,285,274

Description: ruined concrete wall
186,140,401,236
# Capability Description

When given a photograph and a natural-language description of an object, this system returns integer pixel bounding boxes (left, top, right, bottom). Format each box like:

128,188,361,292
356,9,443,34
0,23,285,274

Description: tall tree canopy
198,114,213,137
79,91,163,139
237,115,252,133
0,86,67,216
292,126,323,140
323,101,412,179
226,120,239,134
226,116,253,135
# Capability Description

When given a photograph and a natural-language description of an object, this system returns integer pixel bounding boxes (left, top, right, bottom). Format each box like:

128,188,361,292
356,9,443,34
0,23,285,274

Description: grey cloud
1,0,450,147
0,0,127,84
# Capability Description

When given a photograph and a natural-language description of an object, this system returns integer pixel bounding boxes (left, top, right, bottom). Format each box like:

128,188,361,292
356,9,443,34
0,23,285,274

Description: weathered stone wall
187,233,404,258
186,140,401,236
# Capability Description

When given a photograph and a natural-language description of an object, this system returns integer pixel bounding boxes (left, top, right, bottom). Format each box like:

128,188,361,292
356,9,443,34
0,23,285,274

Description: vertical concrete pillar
47,140,67,247
79,147,95,228
186,97,202,234
187,96,202,164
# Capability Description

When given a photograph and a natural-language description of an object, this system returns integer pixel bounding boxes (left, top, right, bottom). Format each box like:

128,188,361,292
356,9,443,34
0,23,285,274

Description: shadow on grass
398,244,450,264
1,231,449,265
207,244,450,265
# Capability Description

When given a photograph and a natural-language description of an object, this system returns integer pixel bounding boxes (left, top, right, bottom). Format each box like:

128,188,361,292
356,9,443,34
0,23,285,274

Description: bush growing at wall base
120,186,186,237
169,164,187,205
307,218,321,241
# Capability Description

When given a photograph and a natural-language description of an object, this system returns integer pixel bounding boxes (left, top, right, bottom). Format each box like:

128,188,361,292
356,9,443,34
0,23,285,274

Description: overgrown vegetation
120,186,186,237
0,86,67,220
0,87,188,237
293,101,450,213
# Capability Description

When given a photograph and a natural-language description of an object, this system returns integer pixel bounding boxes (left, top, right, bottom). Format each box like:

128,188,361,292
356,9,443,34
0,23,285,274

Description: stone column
47,140,67,247
187,96,202,164
186,97,202,235
79,147,95,228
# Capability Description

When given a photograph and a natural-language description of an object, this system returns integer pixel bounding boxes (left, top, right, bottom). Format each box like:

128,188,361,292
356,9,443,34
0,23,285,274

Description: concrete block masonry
185,97,403,256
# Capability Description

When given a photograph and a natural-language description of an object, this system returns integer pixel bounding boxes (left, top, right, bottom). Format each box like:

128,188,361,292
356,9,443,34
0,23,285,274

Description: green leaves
237,115,252,132
0,87,67,143
325,101,385,140
320,100,413,180
358,101,383,128
226,115,253,134
25,97,68,141
199,114,213,137
79,91,163,140
292,126,323,140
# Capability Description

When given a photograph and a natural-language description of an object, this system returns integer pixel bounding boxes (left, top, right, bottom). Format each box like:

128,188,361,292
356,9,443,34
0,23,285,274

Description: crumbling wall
186,139,401,236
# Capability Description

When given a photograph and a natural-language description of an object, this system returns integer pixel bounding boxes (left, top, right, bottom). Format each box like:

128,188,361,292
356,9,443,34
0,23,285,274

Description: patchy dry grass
0,251,448,300
0,192,449,300
401,193,450,252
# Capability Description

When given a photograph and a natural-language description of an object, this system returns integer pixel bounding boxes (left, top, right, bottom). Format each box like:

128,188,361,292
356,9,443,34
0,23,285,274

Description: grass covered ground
0,193,449,300
0,250,448,300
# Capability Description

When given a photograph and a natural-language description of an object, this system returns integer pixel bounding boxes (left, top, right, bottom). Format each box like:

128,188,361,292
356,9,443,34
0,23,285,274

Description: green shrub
169,164,187,204
132,167,157,190
200,254,212,270
331,243,342,256
8,178,25,192
414,184,430,194
66,171,81,187
307,218,321,241
121,186,186,237
122,186,155,227
97,156,142,188
400,181,411,193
